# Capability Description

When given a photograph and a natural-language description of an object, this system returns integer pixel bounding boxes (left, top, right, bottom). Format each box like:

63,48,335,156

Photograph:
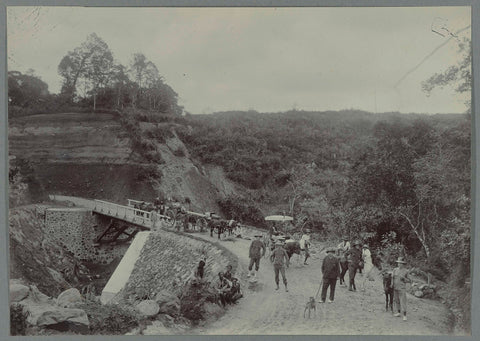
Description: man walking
392,257,411,321
248,235,266,280
337,236,350,286
320,247,340,303
271,241,290,292
345,240,362,291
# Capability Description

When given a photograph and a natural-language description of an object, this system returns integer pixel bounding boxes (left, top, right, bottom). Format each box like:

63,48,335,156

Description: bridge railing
93,199,152,225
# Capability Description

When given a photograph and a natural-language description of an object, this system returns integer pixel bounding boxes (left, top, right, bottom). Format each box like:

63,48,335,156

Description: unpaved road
193,234,452,335
151,232,453,335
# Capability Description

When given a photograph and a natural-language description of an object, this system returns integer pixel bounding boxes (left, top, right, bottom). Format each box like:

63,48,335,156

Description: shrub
77,300,141,335
217,195,265,227
136,165,162,181
10,303,28,336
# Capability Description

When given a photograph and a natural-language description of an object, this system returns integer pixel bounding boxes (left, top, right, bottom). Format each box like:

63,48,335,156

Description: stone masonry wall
124,230,237,299
44,208,128,265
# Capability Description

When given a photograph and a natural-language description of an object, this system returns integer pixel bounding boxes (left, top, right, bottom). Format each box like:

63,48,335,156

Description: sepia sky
7,6,471,115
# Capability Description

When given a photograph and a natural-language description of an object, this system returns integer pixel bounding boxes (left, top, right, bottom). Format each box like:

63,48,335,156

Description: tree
58,33,114,105
8,70,49,106
422,38,472,111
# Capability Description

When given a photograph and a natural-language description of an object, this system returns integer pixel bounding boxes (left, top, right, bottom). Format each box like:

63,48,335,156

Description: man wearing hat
271,240,290,291
345,240,362,291
300,229,311,265
337,236,350,286
248,234,266,279
392,257,411,321
320,247,341,303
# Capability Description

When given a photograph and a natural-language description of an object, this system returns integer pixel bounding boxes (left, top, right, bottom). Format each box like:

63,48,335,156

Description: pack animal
304,296,316,318
382,271,394,312
284,241,302,260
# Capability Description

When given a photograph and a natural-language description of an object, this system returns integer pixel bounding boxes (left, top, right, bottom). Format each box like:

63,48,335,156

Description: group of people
246,232,412,321
216,265,243,306
321,236,411,321
194,258,243,307
209,218,240,239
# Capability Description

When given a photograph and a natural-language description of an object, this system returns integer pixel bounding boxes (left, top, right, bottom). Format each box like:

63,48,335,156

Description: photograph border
0,0,478,340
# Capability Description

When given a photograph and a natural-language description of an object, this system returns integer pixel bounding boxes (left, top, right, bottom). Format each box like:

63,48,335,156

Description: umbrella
265,215,293,222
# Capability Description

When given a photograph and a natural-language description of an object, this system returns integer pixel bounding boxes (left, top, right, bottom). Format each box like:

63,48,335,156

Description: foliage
422,38,472,111
10,303,29,336
8,70,49,107
179,279,219,323
217,195,266,228
77,299,140,335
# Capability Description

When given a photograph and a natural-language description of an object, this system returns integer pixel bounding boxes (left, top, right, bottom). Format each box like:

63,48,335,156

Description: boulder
136,300,160,317
26,304,89,332
155,290,180,317
57,288,83,308
414,290,424,298
10,284,30,303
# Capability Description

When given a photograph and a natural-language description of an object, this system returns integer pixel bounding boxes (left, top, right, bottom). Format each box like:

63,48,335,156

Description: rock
136,300,160,317
10,284,30,303
25,304,89,331
143,320,170,335
57,288,83,308
155,290,180,317
414,290,424,298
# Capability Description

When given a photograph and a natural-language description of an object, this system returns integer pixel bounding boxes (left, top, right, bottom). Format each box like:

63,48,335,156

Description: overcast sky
7,6,471,115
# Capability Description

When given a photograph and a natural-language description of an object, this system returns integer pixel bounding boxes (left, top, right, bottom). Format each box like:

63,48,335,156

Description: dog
382,271,394,312
304,296,316,318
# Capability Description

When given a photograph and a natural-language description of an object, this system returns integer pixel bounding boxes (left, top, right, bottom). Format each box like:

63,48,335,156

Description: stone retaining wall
44,208,128,264
123,230,237,299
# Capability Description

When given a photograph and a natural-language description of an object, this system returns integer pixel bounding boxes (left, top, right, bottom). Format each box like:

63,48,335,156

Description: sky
7,6,471,115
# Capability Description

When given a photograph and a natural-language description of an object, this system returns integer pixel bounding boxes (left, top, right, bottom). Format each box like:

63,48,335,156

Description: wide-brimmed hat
305,229,311,233
353,240,362,246
363,244,369,248
395,257,407,264
342,235,349,240
326,247,336,253
275,240,285,246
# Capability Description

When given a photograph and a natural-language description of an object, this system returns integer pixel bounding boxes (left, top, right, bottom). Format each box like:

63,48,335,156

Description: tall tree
58,33,114,105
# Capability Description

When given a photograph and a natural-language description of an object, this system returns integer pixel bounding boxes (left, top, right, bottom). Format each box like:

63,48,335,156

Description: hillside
8,111,237,212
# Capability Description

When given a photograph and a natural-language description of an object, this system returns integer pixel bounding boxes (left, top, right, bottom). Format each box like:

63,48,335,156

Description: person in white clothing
299,229,311,265
361,244,374,291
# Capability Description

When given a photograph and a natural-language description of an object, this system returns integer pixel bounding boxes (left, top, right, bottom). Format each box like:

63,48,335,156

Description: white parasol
265,215,293,222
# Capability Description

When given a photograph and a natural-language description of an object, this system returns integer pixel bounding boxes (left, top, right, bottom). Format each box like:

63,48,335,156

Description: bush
136,165,162,182
179,279,219,323
10,303,28,336
217,195,265,227
78,300,141,335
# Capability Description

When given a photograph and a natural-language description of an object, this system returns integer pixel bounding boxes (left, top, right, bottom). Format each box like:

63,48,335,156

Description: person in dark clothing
248,235,266,279
271,241,290,292
224,264,234,281
320,247,341,303
195,256,207,279
345,241,363,291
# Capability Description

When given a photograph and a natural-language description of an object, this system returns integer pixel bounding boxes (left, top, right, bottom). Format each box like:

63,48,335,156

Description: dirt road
189,233,452,335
